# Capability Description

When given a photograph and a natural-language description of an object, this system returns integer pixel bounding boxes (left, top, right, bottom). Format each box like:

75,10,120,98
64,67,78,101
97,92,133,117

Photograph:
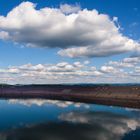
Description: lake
0,99,140,140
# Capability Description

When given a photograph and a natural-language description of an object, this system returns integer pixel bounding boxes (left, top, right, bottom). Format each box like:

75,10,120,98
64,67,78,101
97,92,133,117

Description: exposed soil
0,84,140,108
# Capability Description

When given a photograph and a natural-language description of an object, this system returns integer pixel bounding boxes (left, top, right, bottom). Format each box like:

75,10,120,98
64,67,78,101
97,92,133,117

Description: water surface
0,99,140,140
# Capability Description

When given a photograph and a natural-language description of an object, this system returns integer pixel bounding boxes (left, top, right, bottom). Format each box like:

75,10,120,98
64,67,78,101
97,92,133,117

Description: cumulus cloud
0,31,9,40
0,57,140,84
0,1,139,58
135,66,140,71
100,66,117,73
108,57,140,68
0,61,105,84
60,4,81,14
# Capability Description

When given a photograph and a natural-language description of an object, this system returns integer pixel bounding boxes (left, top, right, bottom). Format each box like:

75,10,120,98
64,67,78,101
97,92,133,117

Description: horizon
1,83,140,86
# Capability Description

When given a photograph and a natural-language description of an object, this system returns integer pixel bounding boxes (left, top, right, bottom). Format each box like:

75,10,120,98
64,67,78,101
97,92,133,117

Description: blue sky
0,0,140,84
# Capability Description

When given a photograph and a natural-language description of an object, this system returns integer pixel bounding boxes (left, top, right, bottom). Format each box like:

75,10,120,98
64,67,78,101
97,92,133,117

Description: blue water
0,99,140,140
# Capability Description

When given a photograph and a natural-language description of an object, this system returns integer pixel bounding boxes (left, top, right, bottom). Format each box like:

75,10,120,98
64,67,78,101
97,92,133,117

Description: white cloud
108,57,140,68
84,60,90,65
0,61,104,84
134,66,140,73
0,1,139,58
0,57,140,84
58,39,139,58
100,66,116,73
60,4,81,14
0,31,9,39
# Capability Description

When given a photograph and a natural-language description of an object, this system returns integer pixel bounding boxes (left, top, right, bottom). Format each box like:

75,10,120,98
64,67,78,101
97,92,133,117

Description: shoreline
0,85,140,109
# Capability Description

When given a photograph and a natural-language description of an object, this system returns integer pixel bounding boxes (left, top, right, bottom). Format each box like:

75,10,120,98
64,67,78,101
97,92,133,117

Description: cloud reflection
1,111,140,140
8,99,90,108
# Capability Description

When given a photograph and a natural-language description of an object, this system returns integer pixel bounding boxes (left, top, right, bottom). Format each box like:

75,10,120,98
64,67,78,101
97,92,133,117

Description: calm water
0,99,140,140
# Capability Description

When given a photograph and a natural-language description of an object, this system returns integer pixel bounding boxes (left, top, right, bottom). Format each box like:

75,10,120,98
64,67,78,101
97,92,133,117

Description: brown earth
0,85,140,108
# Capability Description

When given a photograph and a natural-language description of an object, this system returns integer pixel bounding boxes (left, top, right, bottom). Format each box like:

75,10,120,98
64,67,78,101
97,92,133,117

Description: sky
0,0,140,84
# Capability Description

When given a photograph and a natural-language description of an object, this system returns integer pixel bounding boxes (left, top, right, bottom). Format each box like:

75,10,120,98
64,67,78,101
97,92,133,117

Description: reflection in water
8,99,90,108
59,112,140,140
0,99,140,140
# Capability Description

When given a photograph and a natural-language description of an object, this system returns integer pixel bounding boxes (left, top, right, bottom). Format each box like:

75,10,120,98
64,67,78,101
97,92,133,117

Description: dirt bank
0,84,140,108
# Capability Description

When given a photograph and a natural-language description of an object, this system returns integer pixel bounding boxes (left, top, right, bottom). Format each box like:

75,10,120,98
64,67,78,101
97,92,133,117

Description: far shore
0,84,140,109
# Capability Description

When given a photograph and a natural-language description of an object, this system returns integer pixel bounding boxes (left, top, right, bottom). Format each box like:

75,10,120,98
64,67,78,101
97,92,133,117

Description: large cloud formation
0,2,139,58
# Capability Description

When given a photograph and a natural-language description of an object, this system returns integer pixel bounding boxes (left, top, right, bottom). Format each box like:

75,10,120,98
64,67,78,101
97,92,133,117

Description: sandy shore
0,84,140,108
